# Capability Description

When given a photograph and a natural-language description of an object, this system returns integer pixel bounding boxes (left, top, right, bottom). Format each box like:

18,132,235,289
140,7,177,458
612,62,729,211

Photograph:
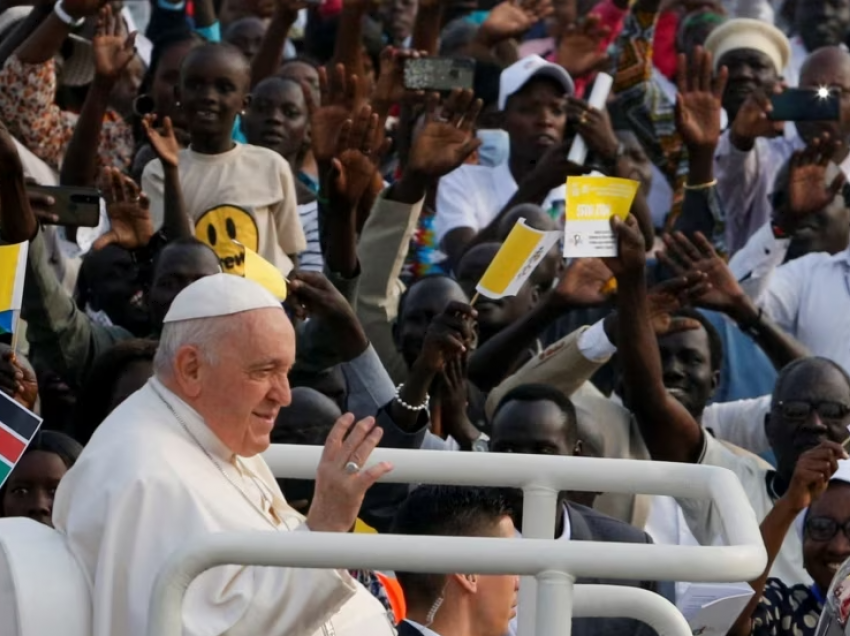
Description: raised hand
675,47,727,151
567,97,620,163
93,168,153,251
603,214,647,280
327,105,389,210
783,442,847,512
603,272,706,344
660,231,745,315
304,64,367,165
417,301,477,374
477,0,554,46
406,89,483,179
0,348,37,411
729,86,784,150
93,5,137,83
142,114,181,168
647,275,706,337
554,14,611,79
780,136,847,225
551,257,614,308
372,47,424,109
307,413,393,533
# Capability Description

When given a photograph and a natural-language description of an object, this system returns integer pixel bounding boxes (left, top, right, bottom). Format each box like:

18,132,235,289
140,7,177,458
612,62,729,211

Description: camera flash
818,86,831,99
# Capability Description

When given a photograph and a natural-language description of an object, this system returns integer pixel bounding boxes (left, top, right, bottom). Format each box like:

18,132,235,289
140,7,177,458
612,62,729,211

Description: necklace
151,383,287,531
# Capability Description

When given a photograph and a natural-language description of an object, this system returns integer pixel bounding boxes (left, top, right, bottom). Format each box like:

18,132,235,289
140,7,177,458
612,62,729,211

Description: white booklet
678,582,755,636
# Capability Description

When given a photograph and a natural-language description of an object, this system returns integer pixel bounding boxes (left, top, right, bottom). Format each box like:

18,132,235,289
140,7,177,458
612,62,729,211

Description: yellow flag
216,240,288,301
0,242,28,334
564,176,639,258
476,218,561,299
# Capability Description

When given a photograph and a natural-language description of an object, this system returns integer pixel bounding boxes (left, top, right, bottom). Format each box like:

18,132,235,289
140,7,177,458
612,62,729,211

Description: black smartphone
403,57,476,92
26,185,102,227
769,88,841,122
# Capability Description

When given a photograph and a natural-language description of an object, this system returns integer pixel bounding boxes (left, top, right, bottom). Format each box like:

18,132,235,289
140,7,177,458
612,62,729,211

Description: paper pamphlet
678,582,754,636
563,176,640,258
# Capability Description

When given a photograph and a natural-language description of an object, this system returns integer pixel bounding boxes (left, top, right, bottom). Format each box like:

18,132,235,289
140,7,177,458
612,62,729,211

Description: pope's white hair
154,315,234,376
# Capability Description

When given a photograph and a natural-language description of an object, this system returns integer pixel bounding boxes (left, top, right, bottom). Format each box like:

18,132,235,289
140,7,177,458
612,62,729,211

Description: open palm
660,232,741,314
408,90,482,178
143,114,180,168
555,16,610,78
93,5,137,81
675,48,727,150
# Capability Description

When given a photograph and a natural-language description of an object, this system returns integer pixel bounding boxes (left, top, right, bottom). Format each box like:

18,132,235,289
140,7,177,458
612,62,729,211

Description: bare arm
61,7,136,187
250,0,304,87
0,3,51,68
730,443,845,636
611,216,704,463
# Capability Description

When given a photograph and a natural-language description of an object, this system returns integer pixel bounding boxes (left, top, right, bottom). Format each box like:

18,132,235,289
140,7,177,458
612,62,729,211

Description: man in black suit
392,486,520,636
490,383,669,636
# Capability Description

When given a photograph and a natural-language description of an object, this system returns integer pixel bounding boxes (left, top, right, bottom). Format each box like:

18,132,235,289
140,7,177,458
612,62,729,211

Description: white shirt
434,161,564,245
577,322,811,583
53,378,394,636
679,433,809,586
753,246,850,373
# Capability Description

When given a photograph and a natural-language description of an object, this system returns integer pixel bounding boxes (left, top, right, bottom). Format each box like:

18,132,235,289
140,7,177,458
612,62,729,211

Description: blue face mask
476,129,510,167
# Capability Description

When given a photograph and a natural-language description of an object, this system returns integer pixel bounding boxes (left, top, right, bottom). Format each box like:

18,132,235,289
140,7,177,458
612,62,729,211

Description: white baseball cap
498,55,575,111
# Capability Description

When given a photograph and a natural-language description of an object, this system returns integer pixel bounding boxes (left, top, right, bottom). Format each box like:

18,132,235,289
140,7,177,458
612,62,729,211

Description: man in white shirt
612,213,850,586
53,274,397,636
435,55,575,267
392,485,519,636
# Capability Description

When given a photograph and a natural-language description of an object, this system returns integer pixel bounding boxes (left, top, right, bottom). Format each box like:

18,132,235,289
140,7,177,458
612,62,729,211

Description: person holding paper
610,212,850,586
435,55,576,268
730,449,850,636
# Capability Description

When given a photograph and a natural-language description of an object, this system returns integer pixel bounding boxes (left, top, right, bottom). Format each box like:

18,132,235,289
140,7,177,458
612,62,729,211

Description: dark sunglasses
805,516,850,542
775,400,850,420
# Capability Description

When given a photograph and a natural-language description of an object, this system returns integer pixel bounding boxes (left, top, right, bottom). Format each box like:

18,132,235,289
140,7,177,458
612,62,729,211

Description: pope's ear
172,346,204,398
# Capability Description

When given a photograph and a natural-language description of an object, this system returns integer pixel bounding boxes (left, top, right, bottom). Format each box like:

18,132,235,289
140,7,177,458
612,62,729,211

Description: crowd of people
2,0,850,634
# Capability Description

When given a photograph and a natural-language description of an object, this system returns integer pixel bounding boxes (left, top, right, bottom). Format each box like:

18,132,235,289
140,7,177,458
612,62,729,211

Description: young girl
0,431,82,528
141,42,305,276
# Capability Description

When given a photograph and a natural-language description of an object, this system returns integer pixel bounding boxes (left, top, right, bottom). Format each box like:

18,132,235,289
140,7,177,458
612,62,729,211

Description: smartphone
26,185,102,227
403,57,476,92
769,88,841,122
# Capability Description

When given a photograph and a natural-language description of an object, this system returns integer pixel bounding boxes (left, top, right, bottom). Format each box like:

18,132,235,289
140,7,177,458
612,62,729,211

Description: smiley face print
195,205,260,272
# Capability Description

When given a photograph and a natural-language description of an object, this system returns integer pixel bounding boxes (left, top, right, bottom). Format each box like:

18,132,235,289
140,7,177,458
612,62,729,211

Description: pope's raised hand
306,414,393,533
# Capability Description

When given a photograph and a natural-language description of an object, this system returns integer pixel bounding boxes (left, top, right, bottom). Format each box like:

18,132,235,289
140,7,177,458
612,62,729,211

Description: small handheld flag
475,218,561,300
0,242,28,336
217,240,288,301
0,391,43,489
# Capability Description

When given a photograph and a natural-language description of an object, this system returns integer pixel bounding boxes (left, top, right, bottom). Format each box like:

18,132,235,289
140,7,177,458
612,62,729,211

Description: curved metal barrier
148,447,766,636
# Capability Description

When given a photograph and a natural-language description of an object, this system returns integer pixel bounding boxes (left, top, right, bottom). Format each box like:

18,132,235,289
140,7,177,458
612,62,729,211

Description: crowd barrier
147,447,767,636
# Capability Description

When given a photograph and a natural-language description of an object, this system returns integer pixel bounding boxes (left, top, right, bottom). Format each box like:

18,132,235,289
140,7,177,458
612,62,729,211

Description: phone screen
403,57,476,92
769,89,841,122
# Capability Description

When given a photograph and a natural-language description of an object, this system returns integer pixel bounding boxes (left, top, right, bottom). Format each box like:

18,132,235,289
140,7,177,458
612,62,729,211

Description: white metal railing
148,447,766,636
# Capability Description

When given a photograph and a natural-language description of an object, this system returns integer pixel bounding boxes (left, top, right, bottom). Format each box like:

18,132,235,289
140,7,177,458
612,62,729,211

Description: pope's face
198,308,295,456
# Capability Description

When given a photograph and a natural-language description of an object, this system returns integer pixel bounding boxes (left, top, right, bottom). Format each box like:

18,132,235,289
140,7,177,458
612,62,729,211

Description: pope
52,274,397,636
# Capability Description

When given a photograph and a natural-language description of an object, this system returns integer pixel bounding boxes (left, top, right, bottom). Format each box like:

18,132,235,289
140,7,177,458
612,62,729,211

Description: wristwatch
53,0,84,27
472,432,490,453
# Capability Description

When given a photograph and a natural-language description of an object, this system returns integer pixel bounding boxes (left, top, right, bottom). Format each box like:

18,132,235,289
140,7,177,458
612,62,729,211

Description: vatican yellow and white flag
475,218,560,300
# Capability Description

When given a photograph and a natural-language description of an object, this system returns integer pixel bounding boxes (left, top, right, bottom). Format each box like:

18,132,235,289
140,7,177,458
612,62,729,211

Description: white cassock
53,377,395,636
